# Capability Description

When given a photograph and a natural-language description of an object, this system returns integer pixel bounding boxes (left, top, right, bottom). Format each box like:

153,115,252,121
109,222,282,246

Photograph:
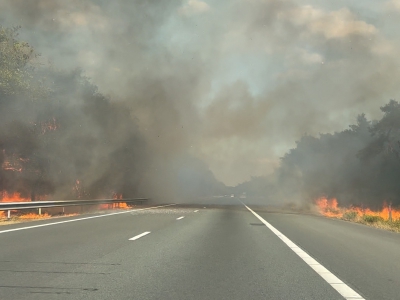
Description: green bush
343,211,358,221
362,215,384,223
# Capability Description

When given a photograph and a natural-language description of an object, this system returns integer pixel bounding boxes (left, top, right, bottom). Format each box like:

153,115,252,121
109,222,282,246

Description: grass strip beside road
339,213,400,233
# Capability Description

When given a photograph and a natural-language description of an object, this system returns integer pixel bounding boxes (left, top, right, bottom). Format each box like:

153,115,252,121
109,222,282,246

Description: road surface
0,198,399,300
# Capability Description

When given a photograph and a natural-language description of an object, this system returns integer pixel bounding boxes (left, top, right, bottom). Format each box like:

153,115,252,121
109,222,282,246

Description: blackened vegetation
236,105,400,209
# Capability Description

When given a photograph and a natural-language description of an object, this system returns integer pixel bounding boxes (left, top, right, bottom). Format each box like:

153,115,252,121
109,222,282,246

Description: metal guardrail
0,198,148,219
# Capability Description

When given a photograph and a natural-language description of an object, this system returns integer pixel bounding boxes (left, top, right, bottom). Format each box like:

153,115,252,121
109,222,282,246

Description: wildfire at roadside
315,197,400,221
0,192,30,203
112,193,129,208
98,193,129,210
0,190,129,221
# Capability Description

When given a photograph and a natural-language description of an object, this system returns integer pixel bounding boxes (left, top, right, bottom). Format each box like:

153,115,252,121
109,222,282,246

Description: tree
358,100,400,162
0,26,35,97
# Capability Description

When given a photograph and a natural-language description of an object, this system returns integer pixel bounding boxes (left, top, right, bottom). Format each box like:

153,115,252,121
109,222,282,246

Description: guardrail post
7,210,10,219
38,207,42,215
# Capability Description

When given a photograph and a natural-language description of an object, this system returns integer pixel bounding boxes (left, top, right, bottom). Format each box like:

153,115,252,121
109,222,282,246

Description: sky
1,0,400,186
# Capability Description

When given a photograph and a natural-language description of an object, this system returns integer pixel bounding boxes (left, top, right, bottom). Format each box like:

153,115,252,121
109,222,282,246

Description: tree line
236,102,400,208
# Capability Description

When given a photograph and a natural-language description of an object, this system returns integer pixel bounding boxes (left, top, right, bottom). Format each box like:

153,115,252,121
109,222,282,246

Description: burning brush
315,197,400,224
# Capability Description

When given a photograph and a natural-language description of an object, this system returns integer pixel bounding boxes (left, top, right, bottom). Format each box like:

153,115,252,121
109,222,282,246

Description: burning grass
0,191,132,225
316,197,400,233
0,212,79,226
0,203,132,225
19,213,51,220
98,202,130,210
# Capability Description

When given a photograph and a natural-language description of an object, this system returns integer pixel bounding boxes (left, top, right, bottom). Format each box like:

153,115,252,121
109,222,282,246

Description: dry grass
0,212,79,226
338,213,400,233
358,218,400,233
0,214,53,225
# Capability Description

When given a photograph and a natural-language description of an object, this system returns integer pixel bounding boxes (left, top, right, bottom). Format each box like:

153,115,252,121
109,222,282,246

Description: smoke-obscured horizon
1,0,400,206
235,103,400,209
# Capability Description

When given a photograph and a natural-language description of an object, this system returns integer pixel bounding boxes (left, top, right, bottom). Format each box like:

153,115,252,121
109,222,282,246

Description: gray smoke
1,0,400,203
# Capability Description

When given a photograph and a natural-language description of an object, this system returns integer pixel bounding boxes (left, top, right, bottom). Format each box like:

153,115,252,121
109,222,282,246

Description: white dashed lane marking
129,231,151,241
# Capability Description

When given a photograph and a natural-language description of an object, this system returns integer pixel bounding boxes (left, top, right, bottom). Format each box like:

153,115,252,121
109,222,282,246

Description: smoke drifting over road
1,0,400,205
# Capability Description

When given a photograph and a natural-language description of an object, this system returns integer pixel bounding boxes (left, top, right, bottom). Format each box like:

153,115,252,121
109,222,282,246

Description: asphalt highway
0,198,399,300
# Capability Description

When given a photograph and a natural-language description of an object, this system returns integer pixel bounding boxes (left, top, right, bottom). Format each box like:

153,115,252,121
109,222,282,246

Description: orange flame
315,197,400,221
315,197,342,218
0,192,30,202
0,190,130,220
117,202,129,209
99,194,128,210
99,202,129,210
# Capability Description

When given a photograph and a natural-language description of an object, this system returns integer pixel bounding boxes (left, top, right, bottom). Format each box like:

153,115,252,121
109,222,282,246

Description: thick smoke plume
1,0,400,205
0,26,224,201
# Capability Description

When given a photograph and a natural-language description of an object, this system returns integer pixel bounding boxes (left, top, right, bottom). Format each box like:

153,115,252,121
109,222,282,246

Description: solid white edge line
242,203,365,300
129,231,151,241
0,204,176,235
176,216,184,220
